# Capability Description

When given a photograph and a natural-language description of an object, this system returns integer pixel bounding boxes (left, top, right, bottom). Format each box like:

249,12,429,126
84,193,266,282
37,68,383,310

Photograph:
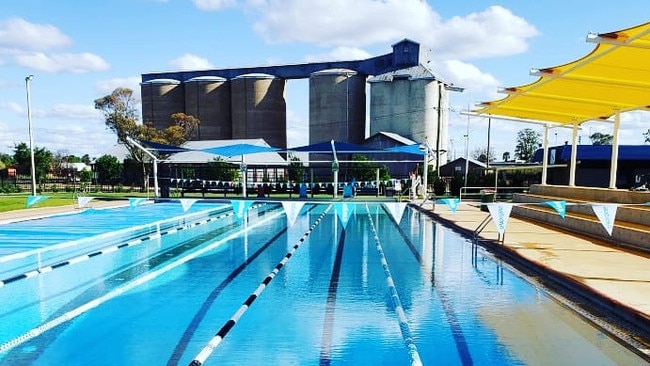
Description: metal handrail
459,186,530,202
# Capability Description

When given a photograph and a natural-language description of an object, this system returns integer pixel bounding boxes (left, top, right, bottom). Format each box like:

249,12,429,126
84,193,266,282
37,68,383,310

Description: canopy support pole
241,155,247,198
609,111,621,189
126,137,159,198
541,124,549,185
569,123,579,187
331,140,339,199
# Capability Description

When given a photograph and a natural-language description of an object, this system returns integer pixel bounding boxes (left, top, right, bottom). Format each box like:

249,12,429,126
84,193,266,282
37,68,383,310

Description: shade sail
140,140,189,153
288,141,382,154
200,143,278,157
384,144,425,156
475,21,650,125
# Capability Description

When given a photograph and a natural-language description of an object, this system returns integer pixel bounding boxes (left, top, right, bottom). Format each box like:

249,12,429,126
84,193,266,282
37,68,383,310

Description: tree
287,154,306,183
514,128,541,162
347,155,379,181
94,154,123,186
205,157,239,181
472,146,495,163
0,153,14,170
94,88,199,188
589,132,613,145
13,142,53,184
502,151,511,162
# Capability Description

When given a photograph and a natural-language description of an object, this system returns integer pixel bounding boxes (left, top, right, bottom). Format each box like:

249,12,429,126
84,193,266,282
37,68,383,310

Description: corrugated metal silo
309,69,367,145
231,74,287,149
369,66,447,157
140,79,185,130
184,76,232,140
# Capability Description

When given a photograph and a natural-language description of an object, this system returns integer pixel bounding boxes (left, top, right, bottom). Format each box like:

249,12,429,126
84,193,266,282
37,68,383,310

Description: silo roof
141,78,181,85
368,64,441,83
310,68,357,76
233,73,276,79
185,76,227,82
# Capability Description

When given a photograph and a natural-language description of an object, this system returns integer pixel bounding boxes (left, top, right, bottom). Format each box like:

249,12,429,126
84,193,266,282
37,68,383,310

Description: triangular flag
281,201,305,227
77,196,95,208
486,203,513,235
592,204,618,236
438,198,459,213
333,203,352,227
383,202,407,224
180,199,198,212
231,200,253,221
26,195,48,207
129,198,148,207
543,200,566,218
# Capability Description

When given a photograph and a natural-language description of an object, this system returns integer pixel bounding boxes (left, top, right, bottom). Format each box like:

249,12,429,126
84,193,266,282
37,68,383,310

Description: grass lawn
0,192,150,213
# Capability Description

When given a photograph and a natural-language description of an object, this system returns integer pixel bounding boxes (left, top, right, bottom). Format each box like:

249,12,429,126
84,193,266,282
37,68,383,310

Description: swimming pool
0,201,645,365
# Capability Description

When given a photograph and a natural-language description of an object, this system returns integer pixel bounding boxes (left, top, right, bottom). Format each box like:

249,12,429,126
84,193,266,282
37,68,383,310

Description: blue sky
1,0,649,161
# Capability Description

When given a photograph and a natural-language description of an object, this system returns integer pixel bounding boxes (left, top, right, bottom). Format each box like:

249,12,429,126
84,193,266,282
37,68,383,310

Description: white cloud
193,0,237,11
0,101,24,115
433,59,501,100
304,47,372,63
0,18,72,50
169,54,214,70
96,77,143,99
48,104,103,120
14,52,110,73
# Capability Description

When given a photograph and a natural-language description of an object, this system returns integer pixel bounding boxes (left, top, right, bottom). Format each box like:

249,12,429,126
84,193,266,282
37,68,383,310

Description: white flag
77,196,95,208
383,202,408,224
281,201,305,226
180,199,198,212
487,203,513,235
591,204,618,236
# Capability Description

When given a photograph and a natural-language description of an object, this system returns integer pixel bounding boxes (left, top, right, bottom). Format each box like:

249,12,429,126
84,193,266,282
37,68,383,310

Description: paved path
417,202,650,355
0,199,130,225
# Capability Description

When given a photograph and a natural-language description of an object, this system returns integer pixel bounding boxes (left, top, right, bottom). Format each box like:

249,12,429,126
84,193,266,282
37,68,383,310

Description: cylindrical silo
231,74,287,149
140,79,185,130
184,76,232,140
309,69,367,145
369,70,443,147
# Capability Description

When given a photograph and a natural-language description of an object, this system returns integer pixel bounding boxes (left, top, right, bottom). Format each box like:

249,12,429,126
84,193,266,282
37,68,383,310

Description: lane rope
0,208,284,354
365,203,423,366
188,204,333,366
0,204,265,288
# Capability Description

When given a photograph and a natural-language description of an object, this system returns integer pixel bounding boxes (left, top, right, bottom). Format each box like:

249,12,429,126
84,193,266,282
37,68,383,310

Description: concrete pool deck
0,199,130,225
416,201,650,356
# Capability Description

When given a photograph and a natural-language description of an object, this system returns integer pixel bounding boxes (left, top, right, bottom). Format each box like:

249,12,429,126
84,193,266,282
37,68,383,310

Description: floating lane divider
0,206,283,354
0,203,265,288
365,203,423,366
188,204,333,366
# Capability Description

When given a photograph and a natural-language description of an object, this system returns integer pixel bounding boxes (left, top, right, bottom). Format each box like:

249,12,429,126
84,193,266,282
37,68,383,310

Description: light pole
435,83,464,176
25,75,37,196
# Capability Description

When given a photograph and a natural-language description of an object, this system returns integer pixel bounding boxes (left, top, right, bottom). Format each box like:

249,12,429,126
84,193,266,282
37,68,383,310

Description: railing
459,186,530,202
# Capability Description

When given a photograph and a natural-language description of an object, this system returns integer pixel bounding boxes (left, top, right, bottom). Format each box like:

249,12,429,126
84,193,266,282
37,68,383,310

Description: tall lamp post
25,75,37,196
435,83,464,176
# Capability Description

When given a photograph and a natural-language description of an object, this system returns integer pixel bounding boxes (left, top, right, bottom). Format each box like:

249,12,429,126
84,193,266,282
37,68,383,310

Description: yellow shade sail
475,21,650,124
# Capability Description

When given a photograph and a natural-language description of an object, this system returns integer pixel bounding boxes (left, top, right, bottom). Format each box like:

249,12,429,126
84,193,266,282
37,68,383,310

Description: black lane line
318,227,347,366
166,227,288,366
381,205,474,366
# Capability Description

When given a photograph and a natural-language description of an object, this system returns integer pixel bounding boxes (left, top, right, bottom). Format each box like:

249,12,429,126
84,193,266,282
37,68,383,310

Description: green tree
287,154,306,183
13,142,53,183
205,157,239,181
94,154,123,186
472,146,495,163
589,132,613,145
0,153,14,170
94,88,199,187
514,128,541,162
347,155,379,181
502,151,511,162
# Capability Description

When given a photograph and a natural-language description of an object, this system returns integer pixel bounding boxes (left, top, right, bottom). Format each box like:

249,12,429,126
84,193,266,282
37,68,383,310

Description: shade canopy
288,141,383,154
475,21,650,125
201,143,278,157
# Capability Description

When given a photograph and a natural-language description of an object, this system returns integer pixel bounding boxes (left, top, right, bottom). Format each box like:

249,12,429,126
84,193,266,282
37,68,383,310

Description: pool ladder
473,214,505,244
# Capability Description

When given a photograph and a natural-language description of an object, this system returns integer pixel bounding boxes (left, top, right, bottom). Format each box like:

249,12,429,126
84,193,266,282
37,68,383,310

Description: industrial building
140,39,459,179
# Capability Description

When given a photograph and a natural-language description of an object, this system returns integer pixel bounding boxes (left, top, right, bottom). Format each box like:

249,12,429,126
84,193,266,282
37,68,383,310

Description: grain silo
231,74,287,149
309,69,367,145
184,76,232,140
140,79,185,130
369,65,449,162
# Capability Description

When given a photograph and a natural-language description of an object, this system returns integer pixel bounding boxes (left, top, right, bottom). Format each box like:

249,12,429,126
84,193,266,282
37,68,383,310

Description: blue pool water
0,201,645,365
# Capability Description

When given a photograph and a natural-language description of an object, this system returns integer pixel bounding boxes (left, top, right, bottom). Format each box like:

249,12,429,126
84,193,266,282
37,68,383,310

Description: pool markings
365,203,423,366
0,207,284,354
387,206,474,366
318,225,346,366
0,204,266,288
188,204,333,366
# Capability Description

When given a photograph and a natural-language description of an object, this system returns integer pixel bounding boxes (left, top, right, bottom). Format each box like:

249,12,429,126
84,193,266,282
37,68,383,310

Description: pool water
0,201,645,365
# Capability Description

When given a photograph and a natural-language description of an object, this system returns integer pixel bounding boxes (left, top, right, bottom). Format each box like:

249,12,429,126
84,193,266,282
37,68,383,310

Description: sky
1,0,649,162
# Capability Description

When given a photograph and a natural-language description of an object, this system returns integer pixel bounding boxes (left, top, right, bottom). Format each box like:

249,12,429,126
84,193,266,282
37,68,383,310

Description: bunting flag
281,201,305,227
333,202,352,228
542,200,566,218
77,196,95,208
231,200,253,221
129,198,148,207
591,204,618,236
26,195,49,208
383,202,408,224
438,198,460,213
179,199,198,212
486,203,513,235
